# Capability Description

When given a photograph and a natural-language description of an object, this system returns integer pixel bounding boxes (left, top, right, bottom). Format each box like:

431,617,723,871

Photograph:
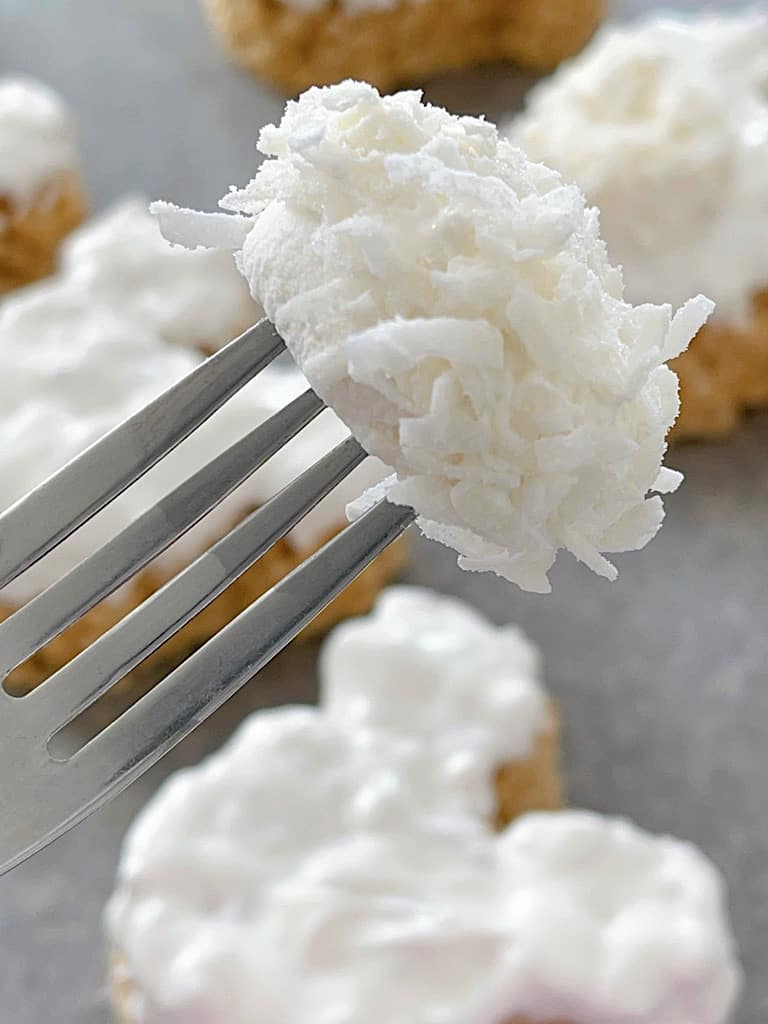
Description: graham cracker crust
202,0,605,94
0,173,87,294
494,705,563,827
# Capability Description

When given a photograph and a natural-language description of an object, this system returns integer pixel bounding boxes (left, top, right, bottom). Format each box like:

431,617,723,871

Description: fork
0,319,414,875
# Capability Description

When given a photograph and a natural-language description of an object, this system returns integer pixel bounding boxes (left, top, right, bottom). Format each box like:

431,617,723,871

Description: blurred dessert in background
107,587,739,1024
321,586,562,824
158,81,712,593
58,197,256,352
0,202,403,694
511,11,768,440
0,76,86,293
201,0,605,94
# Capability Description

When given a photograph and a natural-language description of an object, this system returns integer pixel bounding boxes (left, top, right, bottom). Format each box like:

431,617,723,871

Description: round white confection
511,11,768,323
107,589,740,1024
0,76,79,207
59,197,257,350
155,81,713,593
0,282,385,605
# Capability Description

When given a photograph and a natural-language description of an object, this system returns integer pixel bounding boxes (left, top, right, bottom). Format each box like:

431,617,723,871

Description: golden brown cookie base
671,290,768,441
109,711,562,1021
1,526,408,696
0,173,87,294
203,0,605,94
494,705,563,827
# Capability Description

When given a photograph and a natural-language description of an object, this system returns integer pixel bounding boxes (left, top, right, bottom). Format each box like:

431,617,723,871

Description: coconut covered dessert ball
511,11,768,440
202,0,605,96
155,81,714,593
0,76,86,292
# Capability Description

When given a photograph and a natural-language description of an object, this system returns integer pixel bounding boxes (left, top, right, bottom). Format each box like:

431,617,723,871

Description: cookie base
202,0,605,94
0,173,87,294
671,290,768,440
1,525,409,696
494,705,563,827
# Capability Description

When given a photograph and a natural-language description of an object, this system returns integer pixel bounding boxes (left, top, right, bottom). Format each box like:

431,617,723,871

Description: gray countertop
0,1,765,1021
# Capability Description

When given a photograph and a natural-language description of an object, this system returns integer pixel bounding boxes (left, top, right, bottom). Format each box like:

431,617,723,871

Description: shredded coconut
155,81,713,593
510,11,768,324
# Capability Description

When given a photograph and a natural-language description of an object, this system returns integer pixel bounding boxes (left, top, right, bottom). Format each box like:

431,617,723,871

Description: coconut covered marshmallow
155,81,713,593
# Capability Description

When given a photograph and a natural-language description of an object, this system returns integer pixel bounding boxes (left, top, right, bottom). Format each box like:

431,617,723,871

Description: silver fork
0,319,414,875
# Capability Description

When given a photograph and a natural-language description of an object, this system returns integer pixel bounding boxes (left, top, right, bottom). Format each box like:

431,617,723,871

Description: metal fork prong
26,500,414,861
0,389,324,678
25,437,369,731
0,320,283,591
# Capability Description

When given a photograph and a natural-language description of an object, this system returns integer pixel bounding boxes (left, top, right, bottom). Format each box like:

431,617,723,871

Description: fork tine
0,319,284,590
23,437,369,729
0,389,324,678
0,499,413,875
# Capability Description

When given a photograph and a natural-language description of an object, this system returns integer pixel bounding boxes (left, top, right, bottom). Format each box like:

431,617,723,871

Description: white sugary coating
511,12,768,323
0,76,79,207
322,586,548,818
156,81,713,593
107,589,740,1024
60,198,256,350
0,282,385,605
490,812,740,1024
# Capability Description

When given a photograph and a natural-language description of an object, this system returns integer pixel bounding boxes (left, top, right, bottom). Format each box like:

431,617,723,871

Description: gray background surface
0,1,765,1021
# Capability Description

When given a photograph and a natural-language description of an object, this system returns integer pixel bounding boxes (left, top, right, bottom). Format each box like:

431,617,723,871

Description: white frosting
0,281,385,606
59,198,256,350
156,81,713,594
0,76,79,207
511,12,768,323
322,586,548,818
107,587,740,1024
